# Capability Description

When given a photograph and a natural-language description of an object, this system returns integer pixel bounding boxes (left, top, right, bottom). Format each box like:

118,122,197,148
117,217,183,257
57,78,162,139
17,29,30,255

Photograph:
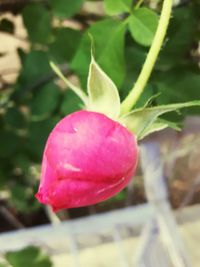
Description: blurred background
0,0,200,266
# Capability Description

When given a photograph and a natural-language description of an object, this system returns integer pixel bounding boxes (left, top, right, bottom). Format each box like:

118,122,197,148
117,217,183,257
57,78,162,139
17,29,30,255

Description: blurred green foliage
0,0,199,214
0,246,52,267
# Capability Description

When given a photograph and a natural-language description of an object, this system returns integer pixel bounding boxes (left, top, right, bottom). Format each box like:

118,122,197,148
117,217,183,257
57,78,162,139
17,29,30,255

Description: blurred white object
134,142,191,267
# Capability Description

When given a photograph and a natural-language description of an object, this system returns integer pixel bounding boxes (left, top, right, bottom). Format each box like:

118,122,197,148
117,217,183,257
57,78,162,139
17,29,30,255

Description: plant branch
120,0,173,114
0,206,24,229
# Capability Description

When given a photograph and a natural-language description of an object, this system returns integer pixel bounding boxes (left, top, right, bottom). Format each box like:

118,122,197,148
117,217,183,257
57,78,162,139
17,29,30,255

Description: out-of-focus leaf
120,43,148,99
22,4,51,44
12,154,31,176
50,0,84,18
17,48,26,64
134,84,154,108
10,184,40,213
16,51,51,90
4,107,27,129
0,18,14,33
0,131,19,158
13,51,51,102
31,83,60,119
104,0,132,15
49,28,81,63
26,117,59,159
154,67,200,115
6,246,52,267
71,19,126,88
87,55,120,119
50,62,88,105
128,7,159,46
61,90,82,115
157,6,199,68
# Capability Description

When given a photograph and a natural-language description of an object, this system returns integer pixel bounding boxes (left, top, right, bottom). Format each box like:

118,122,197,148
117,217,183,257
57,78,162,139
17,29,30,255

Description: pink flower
35,110,138,211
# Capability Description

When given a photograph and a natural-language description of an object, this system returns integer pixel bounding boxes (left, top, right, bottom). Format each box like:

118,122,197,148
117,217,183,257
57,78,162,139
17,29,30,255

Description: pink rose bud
35,110,138,211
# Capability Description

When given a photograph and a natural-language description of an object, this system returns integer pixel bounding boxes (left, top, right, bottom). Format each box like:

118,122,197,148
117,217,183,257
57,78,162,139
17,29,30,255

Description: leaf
49,28,81,63
71,19,126,88
121,44,149,99
61,90,82,115
157,6,199,68
6,246,52,267
87,55,120,119
135,85,155,108
4,107,27,129
155,68,200,110
10,184,40,213
104,0,132,15
22,4,51,44
128,7,159,46
120,101,200,139
0,131,19,158
139,119,181,139
31,82,60,119
26,117,59,159
50,0,84,18
50,62,88,106
14,51,51,96
12,154,31,176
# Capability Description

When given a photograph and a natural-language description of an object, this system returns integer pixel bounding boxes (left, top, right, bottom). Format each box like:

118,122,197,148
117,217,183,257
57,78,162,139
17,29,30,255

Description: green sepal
120,101,200,140
50,62,89,106
139,118,181,139
87,54,121,119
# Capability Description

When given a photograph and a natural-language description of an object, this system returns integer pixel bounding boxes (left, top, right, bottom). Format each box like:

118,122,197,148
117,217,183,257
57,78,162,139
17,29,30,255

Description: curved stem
121,0,173,115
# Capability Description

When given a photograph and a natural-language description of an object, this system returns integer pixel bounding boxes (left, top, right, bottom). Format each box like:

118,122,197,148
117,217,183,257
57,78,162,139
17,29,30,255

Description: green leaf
128,7,159,46
61,90,82,115
0,131,19,158
71,19,126,88
120,101,200,139
6,246,52,267
50,0,84,18
50,62,88,105
22,4,51,44
4,107,27,129
49,28,81,63
87,55,120,119
26,117,59,159
139,119,181,139
14,51,51,96
121,44,149,99
10,184,40,213
104,0,132,15
12,154,31,176
31,82,60,119
157,6,199,68
134,84,155,108
0,18,14,34
155,68,200,112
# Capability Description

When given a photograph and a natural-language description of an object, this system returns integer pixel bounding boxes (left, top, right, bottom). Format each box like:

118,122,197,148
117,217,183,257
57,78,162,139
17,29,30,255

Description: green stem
121,0,173,115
